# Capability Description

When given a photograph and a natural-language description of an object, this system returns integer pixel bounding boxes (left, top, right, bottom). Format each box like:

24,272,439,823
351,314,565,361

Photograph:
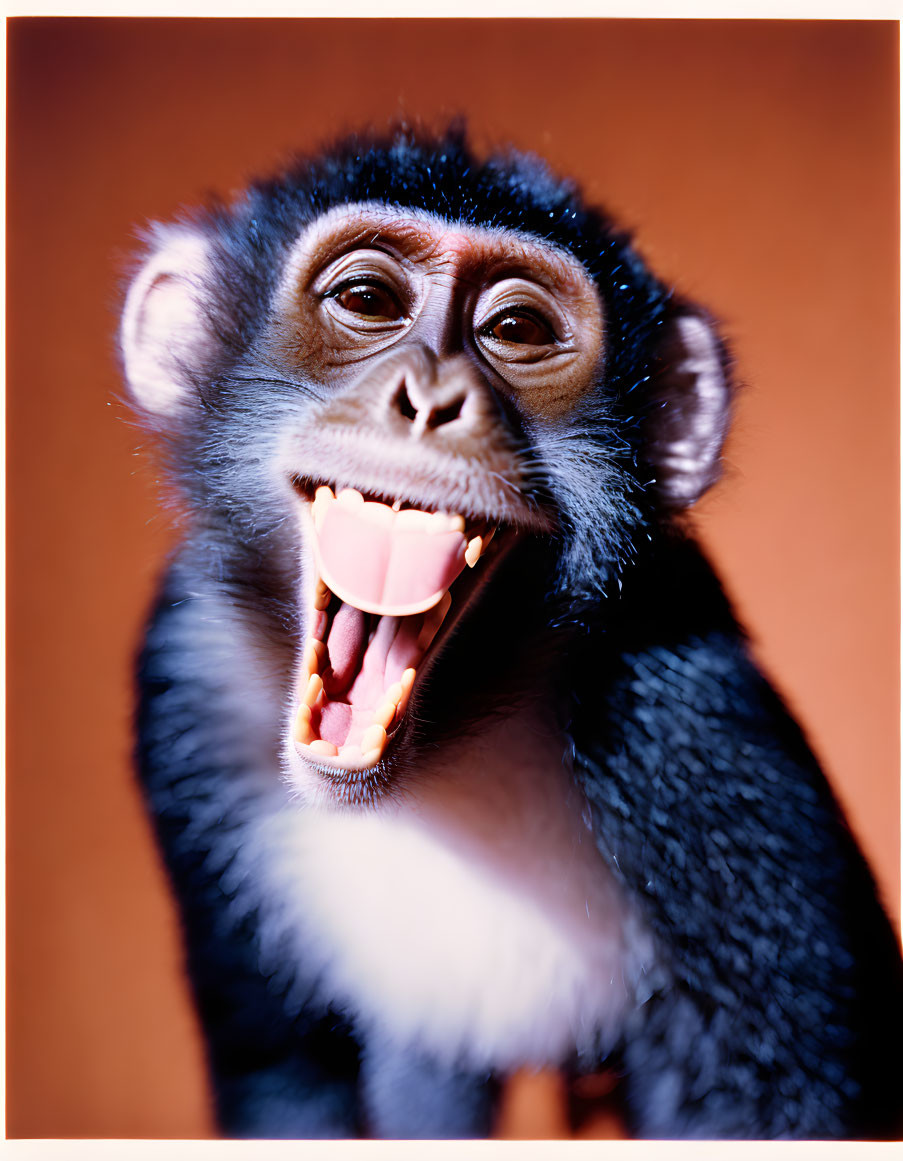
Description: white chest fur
260,712,652,1072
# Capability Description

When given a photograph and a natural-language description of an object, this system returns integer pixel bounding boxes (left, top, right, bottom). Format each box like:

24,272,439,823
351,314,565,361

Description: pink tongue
316,503,467,613
324,602,368,695
320,606,425,748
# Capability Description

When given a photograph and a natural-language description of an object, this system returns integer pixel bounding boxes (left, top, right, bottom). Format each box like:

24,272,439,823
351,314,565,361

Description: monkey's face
122,144,730,808
261,207,604,797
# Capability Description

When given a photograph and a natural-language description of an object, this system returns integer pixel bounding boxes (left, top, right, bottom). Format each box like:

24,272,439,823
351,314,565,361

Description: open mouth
290,483,502,774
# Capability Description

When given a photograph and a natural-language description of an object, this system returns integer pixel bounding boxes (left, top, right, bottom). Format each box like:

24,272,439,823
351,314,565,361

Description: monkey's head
121,128,731,805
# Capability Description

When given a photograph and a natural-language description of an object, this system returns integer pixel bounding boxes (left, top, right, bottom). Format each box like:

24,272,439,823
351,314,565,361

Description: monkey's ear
644,310,732,509
120,229,216,417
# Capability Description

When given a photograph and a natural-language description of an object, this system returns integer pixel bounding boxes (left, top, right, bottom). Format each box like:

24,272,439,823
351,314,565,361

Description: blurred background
7,17,899,1139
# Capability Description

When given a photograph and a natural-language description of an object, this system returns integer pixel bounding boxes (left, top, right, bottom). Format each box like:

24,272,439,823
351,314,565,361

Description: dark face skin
267,205,606,799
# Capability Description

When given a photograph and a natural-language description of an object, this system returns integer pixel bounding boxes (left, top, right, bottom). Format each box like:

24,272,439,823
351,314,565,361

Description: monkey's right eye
332,282,404,322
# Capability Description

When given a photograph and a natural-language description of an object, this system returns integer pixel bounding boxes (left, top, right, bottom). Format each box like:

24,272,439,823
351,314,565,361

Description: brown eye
484,311,556,346
334,283,402,322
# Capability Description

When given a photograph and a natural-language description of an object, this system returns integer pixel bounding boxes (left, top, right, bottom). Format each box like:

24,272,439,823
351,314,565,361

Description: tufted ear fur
120,228,217,418
644,310,732,509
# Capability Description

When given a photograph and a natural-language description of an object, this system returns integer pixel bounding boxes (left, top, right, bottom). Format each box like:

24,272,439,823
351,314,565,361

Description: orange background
7,18,900,1139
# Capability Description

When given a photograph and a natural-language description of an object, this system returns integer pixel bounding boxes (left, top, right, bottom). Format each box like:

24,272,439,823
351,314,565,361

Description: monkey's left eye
332,282,404,322
479,310,557,347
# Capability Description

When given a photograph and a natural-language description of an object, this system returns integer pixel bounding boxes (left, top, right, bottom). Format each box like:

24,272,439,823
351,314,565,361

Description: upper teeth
315,486,473,541
309,485,489,618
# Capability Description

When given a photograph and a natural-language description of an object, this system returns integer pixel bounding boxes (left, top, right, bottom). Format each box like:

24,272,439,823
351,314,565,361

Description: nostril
394,383,418,422
426,397,464,430
393,380,465,429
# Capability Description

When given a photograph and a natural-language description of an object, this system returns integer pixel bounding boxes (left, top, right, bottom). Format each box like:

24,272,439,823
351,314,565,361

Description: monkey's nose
387,350,493,439
393,379,466,431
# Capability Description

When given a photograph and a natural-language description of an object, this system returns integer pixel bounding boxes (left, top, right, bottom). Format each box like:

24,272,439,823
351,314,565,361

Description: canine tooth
361,748,382,766
361,724,388,754
433,591,453,623
465,536,483,568
314,578,332,611
385,682,403,706
304,673,324,708
373,700,397,730
395,668,417,718
294,714,315,745
309,740,338,757
296,702,312,722
337,487,365,508
418,592,452,649
448,514,466,532
304,641,326,675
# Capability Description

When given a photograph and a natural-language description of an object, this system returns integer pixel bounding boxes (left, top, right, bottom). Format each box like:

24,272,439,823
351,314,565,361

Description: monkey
120,126,903,1140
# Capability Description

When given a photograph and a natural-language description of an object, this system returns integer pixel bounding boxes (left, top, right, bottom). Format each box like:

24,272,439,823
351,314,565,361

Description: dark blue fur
133,128,903,1139
571,533,903,1137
